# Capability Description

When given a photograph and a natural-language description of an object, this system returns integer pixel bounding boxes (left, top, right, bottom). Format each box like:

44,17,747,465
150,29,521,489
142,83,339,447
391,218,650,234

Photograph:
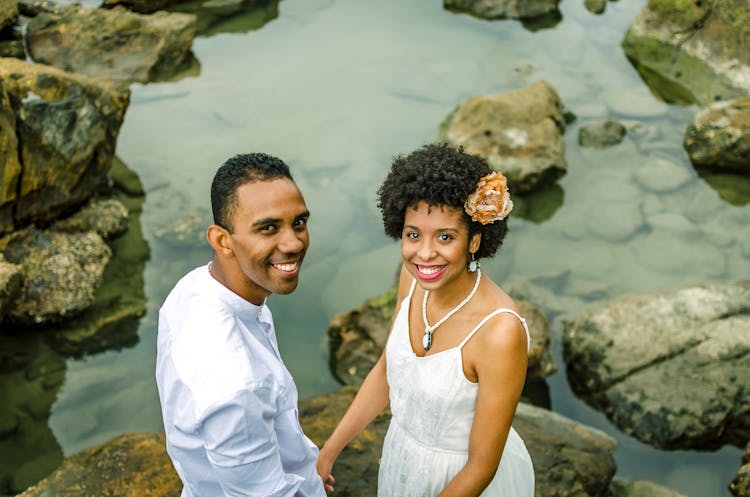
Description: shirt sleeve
199,386,318,497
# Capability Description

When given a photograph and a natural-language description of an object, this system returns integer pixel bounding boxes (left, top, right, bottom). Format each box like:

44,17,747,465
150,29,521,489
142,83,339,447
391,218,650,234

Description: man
156,153,328,497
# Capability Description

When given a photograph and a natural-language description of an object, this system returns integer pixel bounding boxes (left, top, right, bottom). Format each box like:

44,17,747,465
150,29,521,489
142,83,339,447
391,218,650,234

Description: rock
632,155,693,193
0,0,18,29
2,228,112,325
301,388,617,497
684,96,750,175
327,283,556,386
730,442,750,497
0,58,129,230
0,255,22,319
26,5,197,83
165,0,279,37
0,79,20,234
16,432,182,497
52,199,129,240
439,80,567,194
607,479,687,497
563,281,750,450
101,0,177,14
443,0,560,20
621,0,750,106
578,119,627,148
16,0,62,16
0,27,24,59
584,0,605,15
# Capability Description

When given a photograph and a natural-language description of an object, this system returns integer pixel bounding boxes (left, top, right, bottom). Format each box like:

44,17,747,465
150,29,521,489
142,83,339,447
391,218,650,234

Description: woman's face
401,201,479,292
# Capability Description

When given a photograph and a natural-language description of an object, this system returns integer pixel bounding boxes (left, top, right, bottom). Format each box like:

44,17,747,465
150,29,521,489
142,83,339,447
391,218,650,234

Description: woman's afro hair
376,143,508,260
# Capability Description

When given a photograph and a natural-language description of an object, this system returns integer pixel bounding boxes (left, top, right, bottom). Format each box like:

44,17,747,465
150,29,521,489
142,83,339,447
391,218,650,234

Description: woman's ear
207,225,233,256
469,232,481,254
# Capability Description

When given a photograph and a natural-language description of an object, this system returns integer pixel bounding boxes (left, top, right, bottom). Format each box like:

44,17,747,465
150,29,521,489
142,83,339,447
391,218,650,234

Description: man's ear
207,225,233,256
469,232,481,254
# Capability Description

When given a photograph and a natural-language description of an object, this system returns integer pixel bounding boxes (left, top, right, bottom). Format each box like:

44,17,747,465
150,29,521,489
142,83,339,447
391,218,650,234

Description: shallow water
2,0,749,495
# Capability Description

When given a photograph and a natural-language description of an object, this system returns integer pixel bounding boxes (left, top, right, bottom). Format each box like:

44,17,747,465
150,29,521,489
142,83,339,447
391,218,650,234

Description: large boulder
26,5,196,83
684,96,750,176
16,432,182,497
301,388,617,497
439,80,567,194
443,0,559,21
563,281,750,450
621,0,750,106
2,228,112,325
0,58,129,232
327,284,555,386
0,254,22,317
731,442,750,497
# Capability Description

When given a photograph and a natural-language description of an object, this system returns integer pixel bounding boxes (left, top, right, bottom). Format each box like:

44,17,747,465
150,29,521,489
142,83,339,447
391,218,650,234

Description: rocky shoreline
0,0,749,495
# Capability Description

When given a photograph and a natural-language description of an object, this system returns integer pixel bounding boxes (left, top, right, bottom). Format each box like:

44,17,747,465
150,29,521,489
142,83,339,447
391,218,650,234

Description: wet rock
584,0,605,15
443,0,560,20
26,5,197,83
0,78,20,234
578,119,627,148
621,0,750,106
684,96,750,176
0,58,129,230
607,479,687,497
327,283,556,386
730,442,750,497
16,432,182,497
0,26,24,59
301,387,617,497
439,80,567,194
0,255,22,319
563,281,750,450
2,228,112,326
0,0,18,29
52,199,129,240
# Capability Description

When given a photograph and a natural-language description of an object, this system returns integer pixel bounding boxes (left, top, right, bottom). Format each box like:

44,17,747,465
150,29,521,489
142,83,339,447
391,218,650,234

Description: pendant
422,329,432,351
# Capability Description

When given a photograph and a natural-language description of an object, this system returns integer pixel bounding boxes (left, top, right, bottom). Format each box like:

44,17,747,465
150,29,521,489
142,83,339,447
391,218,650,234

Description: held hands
317,447,335,493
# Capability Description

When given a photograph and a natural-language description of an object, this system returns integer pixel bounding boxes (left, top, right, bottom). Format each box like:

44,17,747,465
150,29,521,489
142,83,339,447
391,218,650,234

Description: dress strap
458,308,531,352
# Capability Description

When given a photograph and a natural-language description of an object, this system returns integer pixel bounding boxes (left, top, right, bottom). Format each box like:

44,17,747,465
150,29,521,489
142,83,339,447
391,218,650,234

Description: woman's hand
317,446,336,492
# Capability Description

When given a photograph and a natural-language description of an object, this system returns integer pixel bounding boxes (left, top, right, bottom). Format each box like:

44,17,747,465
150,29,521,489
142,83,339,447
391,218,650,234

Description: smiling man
156,153,328,497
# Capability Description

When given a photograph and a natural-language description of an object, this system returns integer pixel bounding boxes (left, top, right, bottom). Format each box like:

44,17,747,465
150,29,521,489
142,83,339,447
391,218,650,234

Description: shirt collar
203,263,266,322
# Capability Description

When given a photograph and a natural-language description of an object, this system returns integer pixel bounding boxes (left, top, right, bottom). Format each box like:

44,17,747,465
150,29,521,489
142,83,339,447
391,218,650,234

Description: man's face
225,177,310,304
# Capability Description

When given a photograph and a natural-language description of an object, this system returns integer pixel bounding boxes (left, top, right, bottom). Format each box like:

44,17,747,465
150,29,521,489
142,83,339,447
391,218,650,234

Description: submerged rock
684,96,750,176
2,228,112,326
621,0,750,106
0,58,129,232
578,119,627,148
26,5,197,83
443,0,560,21
16,432,182,497
607,479,687,497
583,0,605,15
731,442,750,497
563,281,750,450
327,283,555,386
439,80,567,194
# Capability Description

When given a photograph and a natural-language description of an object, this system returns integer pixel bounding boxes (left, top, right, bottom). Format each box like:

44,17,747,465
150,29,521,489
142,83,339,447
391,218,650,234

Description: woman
317,143,534,497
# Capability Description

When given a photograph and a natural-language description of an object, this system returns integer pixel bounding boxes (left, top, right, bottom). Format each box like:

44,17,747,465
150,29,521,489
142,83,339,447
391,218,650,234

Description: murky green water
2,0,749,495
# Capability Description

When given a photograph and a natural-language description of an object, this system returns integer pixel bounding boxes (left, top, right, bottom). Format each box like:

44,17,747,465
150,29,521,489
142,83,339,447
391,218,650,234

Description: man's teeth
274,262,298,272
419,266,442,275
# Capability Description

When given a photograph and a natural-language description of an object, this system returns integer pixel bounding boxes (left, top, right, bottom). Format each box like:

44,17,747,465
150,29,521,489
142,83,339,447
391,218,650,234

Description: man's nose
278,228,306,253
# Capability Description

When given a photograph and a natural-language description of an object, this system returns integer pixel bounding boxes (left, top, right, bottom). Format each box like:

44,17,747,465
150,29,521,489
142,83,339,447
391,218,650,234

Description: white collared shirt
156,264,325,497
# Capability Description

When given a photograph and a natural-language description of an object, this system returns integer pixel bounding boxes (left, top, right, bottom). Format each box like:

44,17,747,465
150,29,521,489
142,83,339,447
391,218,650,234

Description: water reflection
513,184,565,224
0,333,64,497
170,0,279,37
696,171,750,207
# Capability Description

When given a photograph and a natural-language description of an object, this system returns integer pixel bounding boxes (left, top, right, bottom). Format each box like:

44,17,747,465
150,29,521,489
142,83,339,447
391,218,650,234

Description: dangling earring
468,252,479,272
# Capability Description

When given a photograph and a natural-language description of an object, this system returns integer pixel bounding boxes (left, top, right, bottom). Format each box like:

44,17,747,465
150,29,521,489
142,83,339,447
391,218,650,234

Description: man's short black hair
211,153,293,231
376,143,508,259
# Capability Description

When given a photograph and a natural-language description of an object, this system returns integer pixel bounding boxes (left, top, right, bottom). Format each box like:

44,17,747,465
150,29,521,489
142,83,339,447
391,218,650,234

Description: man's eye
293,218,308,229
260,225,277,232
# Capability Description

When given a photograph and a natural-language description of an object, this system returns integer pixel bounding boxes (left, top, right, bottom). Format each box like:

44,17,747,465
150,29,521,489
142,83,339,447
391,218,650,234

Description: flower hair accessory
464,171,513,224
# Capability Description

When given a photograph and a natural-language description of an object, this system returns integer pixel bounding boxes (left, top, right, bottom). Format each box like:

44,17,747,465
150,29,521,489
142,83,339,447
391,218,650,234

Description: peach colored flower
464,171,513,224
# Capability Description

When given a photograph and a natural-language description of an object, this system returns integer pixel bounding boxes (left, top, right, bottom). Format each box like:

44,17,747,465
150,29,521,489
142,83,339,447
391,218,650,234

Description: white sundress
377,280,535,497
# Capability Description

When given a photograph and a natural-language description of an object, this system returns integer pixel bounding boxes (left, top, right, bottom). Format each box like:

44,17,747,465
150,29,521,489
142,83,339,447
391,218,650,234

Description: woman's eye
438,233,452,241
406,232,419,239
